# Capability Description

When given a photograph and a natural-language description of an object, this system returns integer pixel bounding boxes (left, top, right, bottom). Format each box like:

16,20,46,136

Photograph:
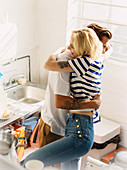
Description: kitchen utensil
0,132,18,155
0,132,27,155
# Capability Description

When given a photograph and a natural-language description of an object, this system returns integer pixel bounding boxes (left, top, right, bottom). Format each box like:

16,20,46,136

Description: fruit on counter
18,78,27,85
1,108,11,119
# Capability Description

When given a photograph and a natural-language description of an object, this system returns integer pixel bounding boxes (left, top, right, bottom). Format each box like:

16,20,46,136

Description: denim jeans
24,112,94,170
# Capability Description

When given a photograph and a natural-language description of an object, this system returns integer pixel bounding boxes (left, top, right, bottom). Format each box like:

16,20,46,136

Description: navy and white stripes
68,55,104,100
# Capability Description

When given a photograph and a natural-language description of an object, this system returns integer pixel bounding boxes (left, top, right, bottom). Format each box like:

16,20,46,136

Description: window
67,0,127,61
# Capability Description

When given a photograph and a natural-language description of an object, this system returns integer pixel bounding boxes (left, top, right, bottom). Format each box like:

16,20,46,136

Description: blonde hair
71,28,103,60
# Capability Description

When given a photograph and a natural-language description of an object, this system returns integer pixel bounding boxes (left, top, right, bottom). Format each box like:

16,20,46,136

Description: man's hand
82,98,91,104
92,93,102,110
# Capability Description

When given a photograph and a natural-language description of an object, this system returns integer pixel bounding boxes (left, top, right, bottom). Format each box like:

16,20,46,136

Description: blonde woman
25,28,103,170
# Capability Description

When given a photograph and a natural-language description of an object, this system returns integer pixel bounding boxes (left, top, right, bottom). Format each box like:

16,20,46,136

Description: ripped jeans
24,112,94,170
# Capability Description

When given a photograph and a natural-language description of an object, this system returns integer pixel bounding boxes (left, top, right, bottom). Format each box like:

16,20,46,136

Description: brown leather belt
69,110,94,117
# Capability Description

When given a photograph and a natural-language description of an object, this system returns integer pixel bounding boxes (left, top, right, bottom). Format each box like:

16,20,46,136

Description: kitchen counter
0,99,45,129
0,82,46,129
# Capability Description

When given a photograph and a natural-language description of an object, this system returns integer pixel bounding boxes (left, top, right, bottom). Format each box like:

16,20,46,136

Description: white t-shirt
41,50,72,136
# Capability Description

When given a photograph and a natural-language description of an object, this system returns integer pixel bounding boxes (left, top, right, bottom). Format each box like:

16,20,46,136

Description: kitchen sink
6,84,46,104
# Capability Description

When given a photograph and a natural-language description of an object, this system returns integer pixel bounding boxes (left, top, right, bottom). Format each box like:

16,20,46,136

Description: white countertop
0,98,45,129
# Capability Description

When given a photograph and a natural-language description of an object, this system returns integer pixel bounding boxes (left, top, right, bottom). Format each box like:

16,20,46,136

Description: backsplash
0,56,30,88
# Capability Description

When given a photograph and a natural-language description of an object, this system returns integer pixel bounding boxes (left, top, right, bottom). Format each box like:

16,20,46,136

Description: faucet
9,73,25,85
3,73,25,90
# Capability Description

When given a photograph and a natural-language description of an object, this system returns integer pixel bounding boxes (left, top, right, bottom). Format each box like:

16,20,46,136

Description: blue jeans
24,113,94,170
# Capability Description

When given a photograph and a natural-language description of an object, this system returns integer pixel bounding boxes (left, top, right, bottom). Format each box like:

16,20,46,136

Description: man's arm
55,94,101,110
44,54,73,72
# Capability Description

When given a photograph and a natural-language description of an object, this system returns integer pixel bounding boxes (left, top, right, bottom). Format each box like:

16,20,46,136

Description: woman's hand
102,43,112,54
51,47,66,61
60,46,68,53
46,46,68,61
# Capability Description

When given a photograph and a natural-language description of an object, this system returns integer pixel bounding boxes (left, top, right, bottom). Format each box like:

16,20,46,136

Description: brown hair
87,23,112,41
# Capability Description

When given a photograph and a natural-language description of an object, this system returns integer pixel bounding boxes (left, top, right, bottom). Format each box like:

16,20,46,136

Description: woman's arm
44,50,89,76
55,93,101,110
44,53,73,72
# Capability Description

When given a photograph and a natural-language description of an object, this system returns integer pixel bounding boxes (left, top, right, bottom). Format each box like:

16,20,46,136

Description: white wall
37,0,68,85
0,0,40,83
99,59,127,147
0,0,68,84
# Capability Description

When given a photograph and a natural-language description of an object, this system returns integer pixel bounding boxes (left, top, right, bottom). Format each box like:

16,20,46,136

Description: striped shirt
68,55,104,100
